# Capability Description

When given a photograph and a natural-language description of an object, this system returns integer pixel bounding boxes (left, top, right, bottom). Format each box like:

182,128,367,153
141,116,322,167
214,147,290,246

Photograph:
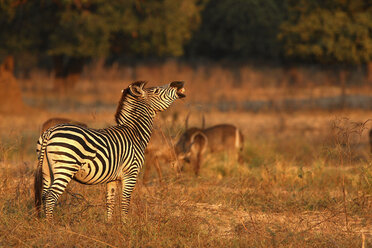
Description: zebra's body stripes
35,81,186,221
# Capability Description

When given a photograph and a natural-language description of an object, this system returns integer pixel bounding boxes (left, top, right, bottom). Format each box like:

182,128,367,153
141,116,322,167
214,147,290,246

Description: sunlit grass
0,102,371,247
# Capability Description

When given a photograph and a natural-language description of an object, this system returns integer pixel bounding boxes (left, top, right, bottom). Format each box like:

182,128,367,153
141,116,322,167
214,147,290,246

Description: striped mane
114,88,130,124
114,81,148,125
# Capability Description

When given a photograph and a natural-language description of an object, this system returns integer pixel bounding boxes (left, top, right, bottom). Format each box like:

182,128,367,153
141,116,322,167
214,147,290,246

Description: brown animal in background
41,117,87,134
175,127,208,175
175,115,244,175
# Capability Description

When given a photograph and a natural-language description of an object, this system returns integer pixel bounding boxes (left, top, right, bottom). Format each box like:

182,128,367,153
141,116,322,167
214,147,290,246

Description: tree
0,1,41,67
0,0,202,91
109,0,202,58
279,0,372,106
24,0,122,91
186,0,286,60
0,1,41,110
280,0,372,64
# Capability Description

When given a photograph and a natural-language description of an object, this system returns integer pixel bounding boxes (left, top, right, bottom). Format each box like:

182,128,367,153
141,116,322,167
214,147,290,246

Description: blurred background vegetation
0,0,371,83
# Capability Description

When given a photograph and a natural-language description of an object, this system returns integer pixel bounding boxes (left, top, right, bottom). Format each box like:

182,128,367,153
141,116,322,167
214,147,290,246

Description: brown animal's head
175,127,208,162
176,123,245,172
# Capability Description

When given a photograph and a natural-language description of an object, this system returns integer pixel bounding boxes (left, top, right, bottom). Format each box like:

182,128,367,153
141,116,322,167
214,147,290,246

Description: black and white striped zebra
34,81,186,221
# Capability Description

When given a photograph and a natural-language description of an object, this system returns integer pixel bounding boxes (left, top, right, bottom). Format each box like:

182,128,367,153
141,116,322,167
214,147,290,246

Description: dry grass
19,60,372,112
1,109,371,247
0,66,372,247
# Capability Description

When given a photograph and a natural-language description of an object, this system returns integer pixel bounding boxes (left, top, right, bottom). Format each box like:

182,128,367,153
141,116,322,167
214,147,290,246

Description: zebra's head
128,81,186,112
115,81,186,124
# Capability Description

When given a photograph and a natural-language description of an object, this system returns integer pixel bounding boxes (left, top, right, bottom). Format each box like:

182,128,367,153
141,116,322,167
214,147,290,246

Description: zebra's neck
115,97,156,149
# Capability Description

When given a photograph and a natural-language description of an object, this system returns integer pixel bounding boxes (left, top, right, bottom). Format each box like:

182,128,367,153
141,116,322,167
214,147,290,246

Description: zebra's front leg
106,181,118,222
120,171,139,222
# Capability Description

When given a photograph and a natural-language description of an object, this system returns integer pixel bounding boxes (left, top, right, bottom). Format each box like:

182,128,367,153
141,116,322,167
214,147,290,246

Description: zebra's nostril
177,89,186,98
171,81,186,98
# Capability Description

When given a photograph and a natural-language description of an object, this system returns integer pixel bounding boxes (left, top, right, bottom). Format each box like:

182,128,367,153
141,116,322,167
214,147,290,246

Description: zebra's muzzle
170,81,186,98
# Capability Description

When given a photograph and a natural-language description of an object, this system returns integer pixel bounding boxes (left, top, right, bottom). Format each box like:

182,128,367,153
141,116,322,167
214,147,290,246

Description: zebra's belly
73,163,91,184
73,160,115,185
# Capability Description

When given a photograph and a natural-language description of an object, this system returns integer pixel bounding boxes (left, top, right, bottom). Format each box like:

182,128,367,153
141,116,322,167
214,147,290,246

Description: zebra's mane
114,88,130,124
114,81,148,125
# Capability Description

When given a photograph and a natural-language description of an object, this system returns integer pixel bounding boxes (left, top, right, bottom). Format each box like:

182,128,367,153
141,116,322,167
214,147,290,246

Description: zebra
34,81,186,221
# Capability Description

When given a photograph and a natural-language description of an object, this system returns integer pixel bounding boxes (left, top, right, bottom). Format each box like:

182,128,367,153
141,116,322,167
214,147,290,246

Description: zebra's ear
129,81,147,97
131,81,147,89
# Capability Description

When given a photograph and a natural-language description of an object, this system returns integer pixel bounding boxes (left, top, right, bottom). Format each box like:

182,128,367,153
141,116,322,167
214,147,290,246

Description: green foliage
0,0,201,64
111,0,202,57
47,1,114,57
1,0,370,65
279,0,372,64
0,1,41,60
187,0,286,59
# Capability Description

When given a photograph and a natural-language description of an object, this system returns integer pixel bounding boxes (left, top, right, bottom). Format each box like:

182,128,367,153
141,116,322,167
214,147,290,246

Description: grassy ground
1,67,372,247
0,106,371,247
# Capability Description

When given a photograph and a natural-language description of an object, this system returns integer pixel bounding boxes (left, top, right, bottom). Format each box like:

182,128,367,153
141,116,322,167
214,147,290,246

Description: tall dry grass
0,64,371,247
0,107,371,247
18,60,372,114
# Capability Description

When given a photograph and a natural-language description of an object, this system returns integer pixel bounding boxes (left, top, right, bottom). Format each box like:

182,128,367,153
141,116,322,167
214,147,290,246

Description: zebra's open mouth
177,87,186,98
170,81,186,98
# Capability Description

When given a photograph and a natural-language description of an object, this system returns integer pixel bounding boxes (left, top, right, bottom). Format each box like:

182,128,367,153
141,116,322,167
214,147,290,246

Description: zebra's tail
34,165,43,217
34,131,50,217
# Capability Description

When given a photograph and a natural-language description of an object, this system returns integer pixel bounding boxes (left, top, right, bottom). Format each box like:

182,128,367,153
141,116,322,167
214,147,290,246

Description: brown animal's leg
234,149,244,165
153,156,163,184
180,160,186,172
173,158,185,179
193,152,203,176
238,153,244,165
142,155,152,185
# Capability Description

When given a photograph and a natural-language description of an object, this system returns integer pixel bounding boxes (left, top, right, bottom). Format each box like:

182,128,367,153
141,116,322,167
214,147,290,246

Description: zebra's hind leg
44,165,78,221
106,181,118,222
120,171,139,222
